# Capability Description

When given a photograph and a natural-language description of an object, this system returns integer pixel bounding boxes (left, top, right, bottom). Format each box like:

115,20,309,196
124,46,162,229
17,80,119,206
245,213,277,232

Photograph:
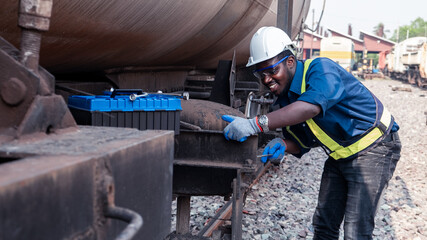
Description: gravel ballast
171,78,427,240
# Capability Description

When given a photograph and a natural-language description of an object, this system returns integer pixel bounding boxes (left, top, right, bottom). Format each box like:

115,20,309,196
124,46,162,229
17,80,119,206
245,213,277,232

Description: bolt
18,0,53,73
18,0,53,31
182,92,189,100
0,78,27,106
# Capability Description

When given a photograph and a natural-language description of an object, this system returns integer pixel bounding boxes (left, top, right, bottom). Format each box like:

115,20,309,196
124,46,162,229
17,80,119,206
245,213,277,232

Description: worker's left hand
222,115,261,142
261,138,286,164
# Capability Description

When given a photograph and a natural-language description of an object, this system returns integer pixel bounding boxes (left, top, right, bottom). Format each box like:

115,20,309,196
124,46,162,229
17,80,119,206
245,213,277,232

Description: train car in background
385,37,427,87
319,36,356,72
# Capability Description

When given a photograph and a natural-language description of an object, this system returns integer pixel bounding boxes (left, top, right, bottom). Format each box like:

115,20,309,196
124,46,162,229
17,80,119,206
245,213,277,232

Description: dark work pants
312,132,401,240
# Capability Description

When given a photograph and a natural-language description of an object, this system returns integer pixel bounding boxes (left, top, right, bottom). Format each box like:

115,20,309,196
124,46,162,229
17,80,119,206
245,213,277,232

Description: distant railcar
385,37,427,87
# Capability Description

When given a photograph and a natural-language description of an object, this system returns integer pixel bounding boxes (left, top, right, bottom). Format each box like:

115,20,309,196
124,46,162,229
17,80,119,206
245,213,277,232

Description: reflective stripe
285,126,310,149
301,59,313,93
301,59,392,160
305,118,340,151
329,128,383,160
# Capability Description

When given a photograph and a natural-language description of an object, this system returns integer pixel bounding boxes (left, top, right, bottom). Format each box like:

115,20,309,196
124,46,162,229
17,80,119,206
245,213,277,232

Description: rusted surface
18,0,53,31
0,39,38,132
198,162,271,238
174,100,258,196
0,1,77,143
0,0,310,73
0,38,77,143
18,0,53,74
175,130,257,166
180,99,245,131
0,127,174,240
173,130,257,196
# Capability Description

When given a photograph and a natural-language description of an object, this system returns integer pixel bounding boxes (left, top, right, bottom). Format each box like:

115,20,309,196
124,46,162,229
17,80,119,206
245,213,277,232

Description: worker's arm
266,100,321,130
258,101,318,162
222,100,321,142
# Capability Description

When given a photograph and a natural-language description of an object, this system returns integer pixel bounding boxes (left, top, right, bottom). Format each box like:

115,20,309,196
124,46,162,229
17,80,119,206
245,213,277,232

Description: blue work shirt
277,57,399,157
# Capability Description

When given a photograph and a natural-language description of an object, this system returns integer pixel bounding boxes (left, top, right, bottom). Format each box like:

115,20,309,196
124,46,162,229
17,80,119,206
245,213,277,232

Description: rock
372,229,381,236
380,204,391,211
261,233,271,239
278,221,287,228
298,229,307,237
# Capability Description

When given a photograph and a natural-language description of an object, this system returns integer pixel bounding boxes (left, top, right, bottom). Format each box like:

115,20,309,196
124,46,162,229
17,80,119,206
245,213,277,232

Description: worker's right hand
261,138,286,164
222,115,261,142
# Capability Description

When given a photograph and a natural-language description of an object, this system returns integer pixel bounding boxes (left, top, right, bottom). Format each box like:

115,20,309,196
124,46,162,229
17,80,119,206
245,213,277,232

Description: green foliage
367,53,379,67
390,17,426,42
373,22,386,38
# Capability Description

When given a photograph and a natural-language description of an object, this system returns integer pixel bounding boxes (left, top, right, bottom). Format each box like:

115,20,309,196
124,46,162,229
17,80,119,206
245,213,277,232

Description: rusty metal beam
0,0,77,143
198,162,271,238
0,128,174,240
176,196,191,235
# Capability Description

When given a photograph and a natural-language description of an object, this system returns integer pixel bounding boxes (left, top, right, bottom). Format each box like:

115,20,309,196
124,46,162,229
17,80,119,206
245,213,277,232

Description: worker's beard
278,68,294,96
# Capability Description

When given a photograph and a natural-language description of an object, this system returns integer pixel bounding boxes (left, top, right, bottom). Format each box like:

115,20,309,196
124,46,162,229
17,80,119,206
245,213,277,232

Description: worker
222,26,401,239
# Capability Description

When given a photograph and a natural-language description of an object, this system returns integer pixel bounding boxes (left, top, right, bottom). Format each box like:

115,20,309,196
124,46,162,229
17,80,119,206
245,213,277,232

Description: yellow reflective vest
295,59,394,160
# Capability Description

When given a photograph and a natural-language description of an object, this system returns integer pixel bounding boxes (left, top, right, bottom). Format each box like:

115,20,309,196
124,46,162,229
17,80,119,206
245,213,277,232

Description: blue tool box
68,89,182,134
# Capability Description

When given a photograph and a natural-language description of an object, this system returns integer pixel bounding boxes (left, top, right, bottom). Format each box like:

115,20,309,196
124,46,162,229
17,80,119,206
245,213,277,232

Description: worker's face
255,55,295,96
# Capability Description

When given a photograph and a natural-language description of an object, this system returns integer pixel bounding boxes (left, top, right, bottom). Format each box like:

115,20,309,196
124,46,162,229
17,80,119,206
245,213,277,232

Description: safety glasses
253,56,289,79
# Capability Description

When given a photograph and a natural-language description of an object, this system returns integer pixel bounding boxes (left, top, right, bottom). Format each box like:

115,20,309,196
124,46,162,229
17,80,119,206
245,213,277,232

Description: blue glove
222,115,262,142
261,138,286,164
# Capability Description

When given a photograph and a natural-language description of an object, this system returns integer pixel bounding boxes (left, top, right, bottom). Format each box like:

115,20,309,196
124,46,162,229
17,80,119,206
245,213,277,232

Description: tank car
0,0,311,239
385,37,427,87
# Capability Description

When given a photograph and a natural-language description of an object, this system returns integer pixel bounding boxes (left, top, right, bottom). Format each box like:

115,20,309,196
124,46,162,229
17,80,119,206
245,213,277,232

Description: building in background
301,24,396,72
359,30,396,54
300,30,324,59
328,28,364,56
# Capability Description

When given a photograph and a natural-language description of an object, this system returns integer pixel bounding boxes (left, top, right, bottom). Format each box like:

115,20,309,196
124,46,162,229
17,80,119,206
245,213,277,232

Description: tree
373,22,386,38
390,17,426,42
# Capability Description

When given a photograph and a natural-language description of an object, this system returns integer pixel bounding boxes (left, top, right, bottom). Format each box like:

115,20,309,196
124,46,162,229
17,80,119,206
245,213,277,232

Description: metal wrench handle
129,93,148,101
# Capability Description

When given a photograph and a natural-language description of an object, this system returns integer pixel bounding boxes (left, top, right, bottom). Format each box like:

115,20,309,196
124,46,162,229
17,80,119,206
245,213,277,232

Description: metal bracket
244,92,275,118
0,0,77,144
229,50,238,108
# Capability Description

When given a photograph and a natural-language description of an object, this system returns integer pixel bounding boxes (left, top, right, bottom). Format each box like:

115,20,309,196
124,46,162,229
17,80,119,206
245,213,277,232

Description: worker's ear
286,55,296,69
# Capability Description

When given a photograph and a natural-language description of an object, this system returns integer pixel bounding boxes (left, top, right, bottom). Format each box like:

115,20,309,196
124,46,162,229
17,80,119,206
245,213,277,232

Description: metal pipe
277,0,293,37
105,206,143,240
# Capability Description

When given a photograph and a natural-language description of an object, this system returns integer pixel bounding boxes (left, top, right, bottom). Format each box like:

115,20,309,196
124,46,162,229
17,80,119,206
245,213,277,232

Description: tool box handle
110,89,144,98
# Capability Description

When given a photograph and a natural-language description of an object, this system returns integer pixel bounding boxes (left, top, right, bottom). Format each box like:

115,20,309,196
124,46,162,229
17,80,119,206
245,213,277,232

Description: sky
305,0,427,39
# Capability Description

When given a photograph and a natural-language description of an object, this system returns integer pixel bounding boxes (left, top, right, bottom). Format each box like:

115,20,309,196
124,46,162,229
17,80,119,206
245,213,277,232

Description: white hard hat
246,26,297,67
